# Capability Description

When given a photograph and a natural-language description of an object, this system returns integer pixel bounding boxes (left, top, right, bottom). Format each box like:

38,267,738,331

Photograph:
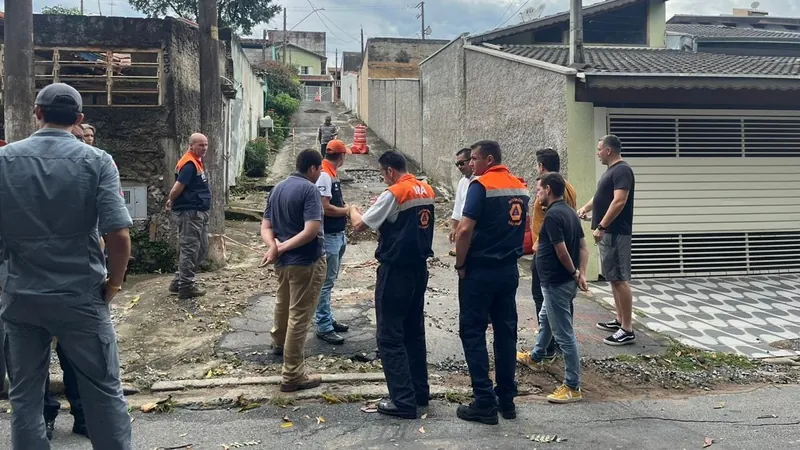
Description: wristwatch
597,224,607,231
106,279,123,293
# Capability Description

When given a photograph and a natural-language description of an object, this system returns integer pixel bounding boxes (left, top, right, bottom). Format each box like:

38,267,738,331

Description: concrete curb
151,372,387,393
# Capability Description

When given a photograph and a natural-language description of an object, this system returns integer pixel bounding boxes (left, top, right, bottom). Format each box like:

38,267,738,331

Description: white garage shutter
608,112,800,278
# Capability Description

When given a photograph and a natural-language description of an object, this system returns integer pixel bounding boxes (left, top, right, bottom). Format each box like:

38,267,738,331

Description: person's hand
449,228,457,244
260,243,280,267
532,239,538,253
575,270,589,292
577,208,588,220
103,279,122,303
592,228,605,244
165,199,173,211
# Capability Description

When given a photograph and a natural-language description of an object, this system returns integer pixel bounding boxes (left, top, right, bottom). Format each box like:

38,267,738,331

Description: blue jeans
316,232,346,333
533,280,580,390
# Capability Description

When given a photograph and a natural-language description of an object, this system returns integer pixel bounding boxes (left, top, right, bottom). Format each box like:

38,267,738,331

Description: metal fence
302,85,333,102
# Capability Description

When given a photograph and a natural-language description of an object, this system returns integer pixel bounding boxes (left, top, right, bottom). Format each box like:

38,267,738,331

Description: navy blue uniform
460,165,530,409
362,174,435,411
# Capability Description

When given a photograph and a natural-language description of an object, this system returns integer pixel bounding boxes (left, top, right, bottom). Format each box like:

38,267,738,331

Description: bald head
189,133,209,159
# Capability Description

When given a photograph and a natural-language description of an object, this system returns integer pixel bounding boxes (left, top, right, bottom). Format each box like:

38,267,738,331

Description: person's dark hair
536,148,560,173
456,147,471,159
540,172,566,198
325,152,343,162
41,106,80,127
471,140,502,163
601,134,622,153
378,150,407,172
296,148,322,173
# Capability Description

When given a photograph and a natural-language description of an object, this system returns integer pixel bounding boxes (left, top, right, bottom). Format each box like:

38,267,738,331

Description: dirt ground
112,219,271,387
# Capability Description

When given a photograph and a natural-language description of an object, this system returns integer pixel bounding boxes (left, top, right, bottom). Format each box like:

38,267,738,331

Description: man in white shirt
449,148,476,256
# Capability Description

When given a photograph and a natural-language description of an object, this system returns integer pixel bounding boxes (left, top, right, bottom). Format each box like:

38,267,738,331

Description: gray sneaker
168,280,179,295
178,285,206,299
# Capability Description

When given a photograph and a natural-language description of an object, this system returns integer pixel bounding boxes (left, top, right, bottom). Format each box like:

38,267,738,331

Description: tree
41,5,83,15
128,0,281,35
254,60,302,100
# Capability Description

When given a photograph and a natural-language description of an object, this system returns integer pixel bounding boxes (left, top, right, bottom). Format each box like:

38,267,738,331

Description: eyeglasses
455,160,468,168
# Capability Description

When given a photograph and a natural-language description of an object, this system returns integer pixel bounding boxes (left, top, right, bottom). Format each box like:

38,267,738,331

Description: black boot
456,402,498,425
178,284,206,299
377,400,417,419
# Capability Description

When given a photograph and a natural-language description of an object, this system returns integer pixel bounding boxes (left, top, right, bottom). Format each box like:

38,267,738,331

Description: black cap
35,83,83,112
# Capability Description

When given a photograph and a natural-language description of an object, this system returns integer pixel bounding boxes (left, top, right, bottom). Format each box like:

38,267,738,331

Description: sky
4,0,800,60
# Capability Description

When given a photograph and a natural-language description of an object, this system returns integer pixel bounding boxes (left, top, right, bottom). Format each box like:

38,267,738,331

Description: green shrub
266,93,301,118
268,114,287,151
243,137,271,177
128,228,177,274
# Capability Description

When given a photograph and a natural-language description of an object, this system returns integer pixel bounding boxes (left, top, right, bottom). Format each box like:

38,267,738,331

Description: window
300,66,310,75
34,47,162,106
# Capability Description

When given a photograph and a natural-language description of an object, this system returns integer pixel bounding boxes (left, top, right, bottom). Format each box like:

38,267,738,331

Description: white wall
342,72,358,114
228,38,265,187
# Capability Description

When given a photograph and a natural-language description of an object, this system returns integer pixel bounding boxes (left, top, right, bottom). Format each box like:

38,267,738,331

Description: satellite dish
751,1,760,9
520,4,546,22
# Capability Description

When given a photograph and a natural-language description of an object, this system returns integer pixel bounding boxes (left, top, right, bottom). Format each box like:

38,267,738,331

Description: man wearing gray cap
0,83,133,449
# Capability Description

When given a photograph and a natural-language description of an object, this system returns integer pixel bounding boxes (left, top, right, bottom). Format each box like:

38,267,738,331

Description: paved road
12,385,800,449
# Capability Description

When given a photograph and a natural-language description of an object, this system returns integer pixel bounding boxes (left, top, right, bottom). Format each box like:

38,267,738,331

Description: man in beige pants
261,149,327,392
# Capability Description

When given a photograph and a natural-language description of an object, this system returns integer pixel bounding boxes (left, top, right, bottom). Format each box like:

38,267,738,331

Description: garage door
608,110,800,278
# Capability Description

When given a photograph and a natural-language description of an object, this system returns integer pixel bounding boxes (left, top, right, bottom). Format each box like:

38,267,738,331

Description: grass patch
442,391,472,404
269,395,295,407
344,393,365,403
616,342,756,371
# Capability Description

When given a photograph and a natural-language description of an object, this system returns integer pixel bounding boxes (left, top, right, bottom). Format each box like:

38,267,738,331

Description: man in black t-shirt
532,173,588,403
577,134,637,346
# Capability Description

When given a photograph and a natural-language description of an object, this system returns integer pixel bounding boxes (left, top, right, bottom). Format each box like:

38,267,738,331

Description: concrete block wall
420,37,467,190
365,78,422,165
463,49,568,187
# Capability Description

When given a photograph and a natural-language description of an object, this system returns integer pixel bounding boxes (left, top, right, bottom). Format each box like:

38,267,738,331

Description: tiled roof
498,45,800,76
666,23,800,40
299,74,333,82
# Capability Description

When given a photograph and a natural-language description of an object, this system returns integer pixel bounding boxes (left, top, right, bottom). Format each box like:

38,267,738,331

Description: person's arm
454,217,476,276
317,173,349,217
332,125,339,137
454,182,485,277
598,189,629,230
576,237,589,291
450,179,466,242
577,197,593,219
350,190,397,232
260,218,278,266
318,126,322,143
96,156,133,302
277,185,323,253
166,164,194,210
323,197,350,217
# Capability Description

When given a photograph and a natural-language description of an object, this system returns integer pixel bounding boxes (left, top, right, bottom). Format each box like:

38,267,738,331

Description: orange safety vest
176,151,204,175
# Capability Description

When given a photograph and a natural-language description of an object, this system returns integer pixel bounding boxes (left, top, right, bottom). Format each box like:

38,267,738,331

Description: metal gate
302,85,333,102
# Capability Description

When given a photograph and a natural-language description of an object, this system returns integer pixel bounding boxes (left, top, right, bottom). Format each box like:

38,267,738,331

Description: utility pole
80,0,84,14
282,8,288,65
334,48,338,101
569,0,585,65
198,0,226,266
416,2,425,40
262,29,267,63
3,0,36,142
360,28,364,61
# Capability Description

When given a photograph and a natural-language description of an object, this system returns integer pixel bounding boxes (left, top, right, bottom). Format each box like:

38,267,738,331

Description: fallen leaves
235,394,261,413
418,426,425,434
713,402,726,410
703,437,714,448
360,403,378,413
129,295,141,308
220,441,261,449
280,415,294,429
420,413,428,420
153,445,193,450
321,393,344,404
316,416,325,425
141,396,175,414
528,434,567,443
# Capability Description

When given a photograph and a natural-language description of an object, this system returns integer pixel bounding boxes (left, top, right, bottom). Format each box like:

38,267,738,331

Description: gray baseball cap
35,83,83,112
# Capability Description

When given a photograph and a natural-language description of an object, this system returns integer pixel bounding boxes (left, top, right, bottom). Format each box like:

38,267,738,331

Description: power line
319,9,359,42
494,0,520,29
305,0,356,44
497,0,530,29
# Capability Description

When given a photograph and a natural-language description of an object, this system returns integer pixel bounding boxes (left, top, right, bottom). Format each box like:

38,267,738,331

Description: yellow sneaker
516,351,538,371
547,384,583,404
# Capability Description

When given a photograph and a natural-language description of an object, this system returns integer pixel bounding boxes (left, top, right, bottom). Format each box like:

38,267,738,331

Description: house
0,14,264,241
406,0,800,279
268,30,326,57
340,51,362,113
667,8,800,56
271,43,332,102
357,37,449,125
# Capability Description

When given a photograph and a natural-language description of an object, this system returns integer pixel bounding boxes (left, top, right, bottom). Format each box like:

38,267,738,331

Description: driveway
593,274,800,357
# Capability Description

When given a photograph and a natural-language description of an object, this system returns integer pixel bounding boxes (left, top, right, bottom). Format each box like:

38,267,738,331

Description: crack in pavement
588,416,800,426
